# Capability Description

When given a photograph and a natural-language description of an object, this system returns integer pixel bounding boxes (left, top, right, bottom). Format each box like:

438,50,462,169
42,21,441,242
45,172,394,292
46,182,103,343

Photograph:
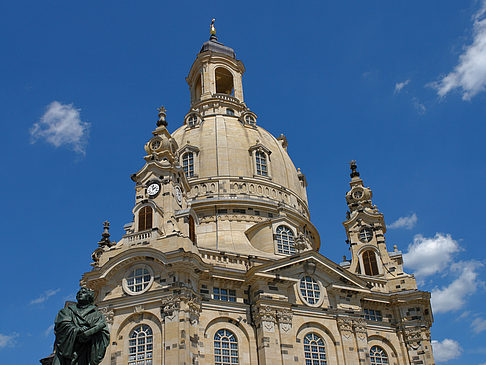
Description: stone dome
171,115,309,217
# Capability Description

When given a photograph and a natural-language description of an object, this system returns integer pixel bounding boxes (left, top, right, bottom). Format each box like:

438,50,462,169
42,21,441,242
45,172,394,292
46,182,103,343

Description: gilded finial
210,19,217,41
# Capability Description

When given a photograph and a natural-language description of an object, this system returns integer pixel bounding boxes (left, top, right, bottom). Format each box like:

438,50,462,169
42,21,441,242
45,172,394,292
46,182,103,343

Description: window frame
128,324,153,365
122,264,154,296
214,329,239,365
249,144,272,179
297,275,324,307
303,332,327,365
182,151,195,178
362,249,380,276
138,206,153,232
213,288,237,302
370,345,389,365
274,225,296,255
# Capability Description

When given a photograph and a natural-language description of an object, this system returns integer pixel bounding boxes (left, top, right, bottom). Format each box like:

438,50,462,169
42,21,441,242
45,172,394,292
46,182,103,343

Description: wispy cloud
394,79,410,93
0,333,18,348
43,324,54,338
30,288,61,305
432,1,486,100
432,338,462,362
471,317,486,334
389,213,417,229
30,101,90,155
403,233,461,278
431,260,483,313
412,97,427,114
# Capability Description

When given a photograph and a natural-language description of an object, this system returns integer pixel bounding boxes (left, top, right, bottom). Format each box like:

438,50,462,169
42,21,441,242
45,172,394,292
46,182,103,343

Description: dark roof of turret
199,35,236,59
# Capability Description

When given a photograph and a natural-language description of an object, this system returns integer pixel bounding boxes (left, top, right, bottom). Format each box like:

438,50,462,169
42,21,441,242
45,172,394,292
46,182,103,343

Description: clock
147,183,160,197
174,185,183,205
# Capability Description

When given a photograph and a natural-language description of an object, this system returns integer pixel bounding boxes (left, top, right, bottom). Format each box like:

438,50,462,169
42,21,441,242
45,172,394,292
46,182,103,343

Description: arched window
299,276,321,305
182,152,194,178
215,67,234,95
138,206,152,231
370,345,388,364
275,225,295,254
255,151,268,176
128,325,153,365
245,114,256,125
362,250,379,276
303,333,327,365
214,329,238,365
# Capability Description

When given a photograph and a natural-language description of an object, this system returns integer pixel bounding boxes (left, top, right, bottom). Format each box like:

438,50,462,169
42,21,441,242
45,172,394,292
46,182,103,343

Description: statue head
76,287,95,306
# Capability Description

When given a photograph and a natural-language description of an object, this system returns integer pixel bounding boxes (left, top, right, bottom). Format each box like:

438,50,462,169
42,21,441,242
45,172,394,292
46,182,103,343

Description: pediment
246,250,370,292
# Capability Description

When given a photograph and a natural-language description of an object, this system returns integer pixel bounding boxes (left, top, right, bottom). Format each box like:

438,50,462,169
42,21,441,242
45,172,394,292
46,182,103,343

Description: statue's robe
53,304,109,365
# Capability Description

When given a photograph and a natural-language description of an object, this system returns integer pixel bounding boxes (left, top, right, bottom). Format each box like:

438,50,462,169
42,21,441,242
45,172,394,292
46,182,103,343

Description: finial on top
98,220,112,247
157,106,167,127
210,18,217,40
350,160,360,178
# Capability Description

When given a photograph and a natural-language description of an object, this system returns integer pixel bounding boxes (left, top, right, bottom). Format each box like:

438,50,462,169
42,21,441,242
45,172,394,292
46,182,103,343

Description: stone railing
124,229,157,243
365,277,388,292
212,93,240,104
187,177,310,219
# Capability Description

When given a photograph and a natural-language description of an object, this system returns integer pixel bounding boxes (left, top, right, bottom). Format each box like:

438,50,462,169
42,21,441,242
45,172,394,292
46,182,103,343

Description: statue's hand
77,329,90,343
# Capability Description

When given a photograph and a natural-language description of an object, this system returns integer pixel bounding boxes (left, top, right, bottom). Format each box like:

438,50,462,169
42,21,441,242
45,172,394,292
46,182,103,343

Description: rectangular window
213,288,236,302
233,209,246,214
364,308,383,321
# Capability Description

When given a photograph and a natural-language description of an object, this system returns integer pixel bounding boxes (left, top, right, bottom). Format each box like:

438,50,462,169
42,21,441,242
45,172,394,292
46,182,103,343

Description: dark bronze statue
53,287,109,365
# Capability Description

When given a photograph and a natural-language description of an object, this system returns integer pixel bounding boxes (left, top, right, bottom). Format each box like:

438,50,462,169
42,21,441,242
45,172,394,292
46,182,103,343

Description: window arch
214,329,238,365
128,324,153,365
124,265,153,294
275,225,295,254
299,276,321,305
182,152,194,178
138,206,152,231
255,151,268,176
215,67,234,95
370,345,388,364
187,113,198,127
362,250,379,276
303,333,327,365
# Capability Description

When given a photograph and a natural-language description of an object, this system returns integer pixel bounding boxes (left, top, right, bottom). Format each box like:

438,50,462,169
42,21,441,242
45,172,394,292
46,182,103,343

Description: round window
359,227,373,243
299,276,321,306
353,189,363,199
123,265,154,295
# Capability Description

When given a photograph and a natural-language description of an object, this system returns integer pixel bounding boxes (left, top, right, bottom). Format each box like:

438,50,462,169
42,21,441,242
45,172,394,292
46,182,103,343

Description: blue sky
1,1,485,363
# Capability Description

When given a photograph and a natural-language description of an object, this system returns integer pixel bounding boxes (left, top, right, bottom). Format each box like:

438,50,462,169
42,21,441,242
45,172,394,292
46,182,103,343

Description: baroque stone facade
78,29,435,365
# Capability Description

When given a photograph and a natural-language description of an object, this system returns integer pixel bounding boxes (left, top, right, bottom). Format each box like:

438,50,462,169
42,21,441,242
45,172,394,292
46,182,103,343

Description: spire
97,221,113,247
210,18,217,41
157,106,167,127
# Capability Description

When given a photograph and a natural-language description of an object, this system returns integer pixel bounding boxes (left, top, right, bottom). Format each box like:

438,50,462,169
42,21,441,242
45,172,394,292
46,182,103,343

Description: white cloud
431,260,483,313
432,338,462,362
433,1,486,100
30,288,61,305
0,333,18,348
30,101,90,155
403,233,460,278
472,317,486,334
412,97,427,114
43,324,54,338
394,79,410,93
389,213,417,229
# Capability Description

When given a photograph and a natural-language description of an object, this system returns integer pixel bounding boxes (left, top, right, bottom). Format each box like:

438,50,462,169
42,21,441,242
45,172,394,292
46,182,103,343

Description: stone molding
98,306,114,325
253,305,293,332
337,317,367,340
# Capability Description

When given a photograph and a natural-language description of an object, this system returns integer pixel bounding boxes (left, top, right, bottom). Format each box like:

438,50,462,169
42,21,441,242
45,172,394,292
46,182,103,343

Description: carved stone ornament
276,309,293,332
98,306,114,326
403,326,427,350
161,295,181,319
353,319,367,340
253,305,277,331
337,317,354,339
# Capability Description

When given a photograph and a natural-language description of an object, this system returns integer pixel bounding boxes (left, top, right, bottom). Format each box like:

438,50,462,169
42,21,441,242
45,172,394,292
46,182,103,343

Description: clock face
353,190,363,199
147,183,160,197
174,185,183,204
